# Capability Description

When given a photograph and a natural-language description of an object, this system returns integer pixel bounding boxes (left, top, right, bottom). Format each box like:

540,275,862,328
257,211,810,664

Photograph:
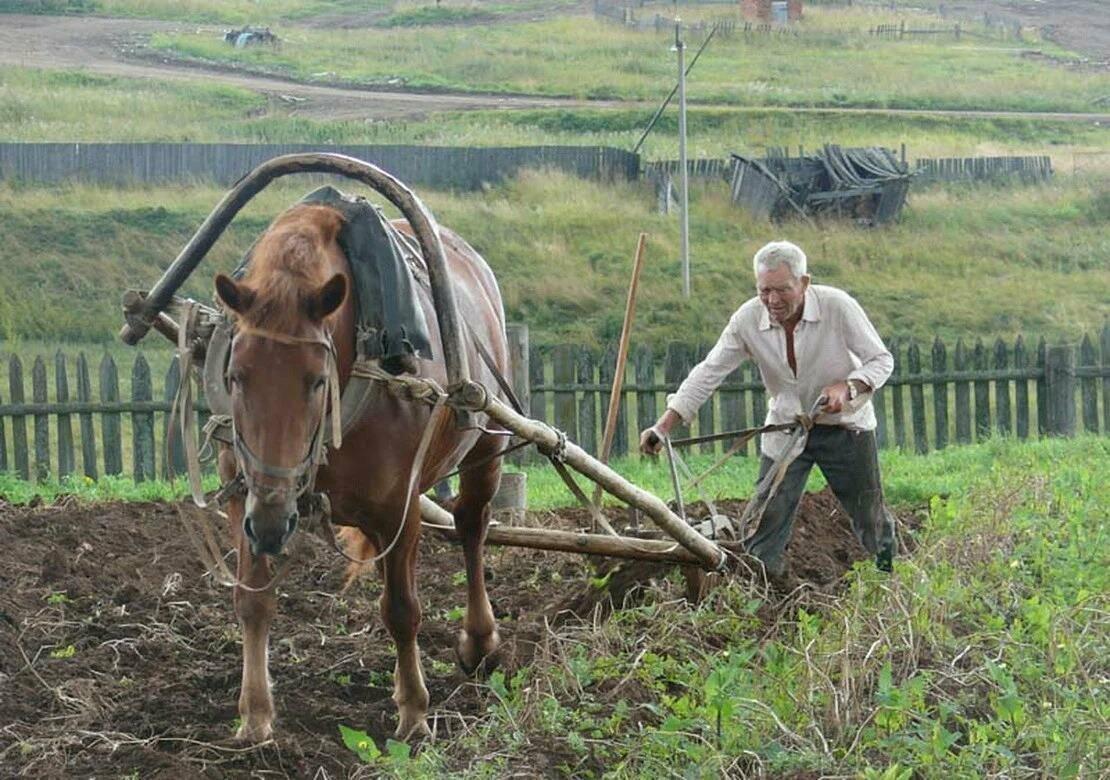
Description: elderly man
640,240,896,578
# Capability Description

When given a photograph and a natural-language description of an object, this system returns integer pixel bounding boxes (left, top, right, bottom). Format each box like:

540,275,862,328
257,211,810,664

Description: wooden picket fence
524,328,1110,459
0,326,1107,482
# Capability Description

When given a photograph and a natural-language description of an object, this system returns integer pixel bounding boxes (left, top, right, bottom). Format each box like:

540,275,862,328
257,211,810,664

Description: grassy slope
4,67,1108,162
0,436,1104,777
148,8,1109,112
0,0,386,23
0,173,1106,347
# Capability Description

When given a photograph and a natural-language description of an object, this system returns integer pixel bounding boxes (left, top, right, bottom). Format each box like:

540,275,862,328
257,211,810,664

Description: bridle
227,324,344,506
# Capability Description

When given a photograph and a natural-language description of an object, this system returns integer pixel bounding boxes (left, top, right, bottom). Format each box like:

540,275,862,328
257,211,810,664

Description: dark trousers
747,426,895,575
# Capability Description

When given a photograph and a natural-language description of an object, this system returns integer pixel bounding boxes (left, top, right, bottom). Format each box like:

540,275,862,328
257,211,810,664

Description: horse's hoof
234,718,274,744
394,715,431,742
455,629,501,678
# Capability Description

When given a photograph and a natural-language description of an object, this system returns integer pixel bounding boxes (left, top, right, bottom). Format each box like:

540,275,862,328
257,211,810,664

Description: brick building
740,0,803,23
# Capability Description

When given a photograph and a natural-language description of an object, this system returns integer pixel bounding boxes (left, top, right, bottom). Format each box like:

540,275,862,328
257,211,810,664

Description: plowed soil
0,489,918,777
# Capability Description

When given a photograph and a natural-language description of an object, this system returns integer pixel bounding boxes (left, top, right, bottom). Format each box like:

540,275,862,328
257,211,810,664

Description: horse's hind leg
379,504,431,740
453,437,503,676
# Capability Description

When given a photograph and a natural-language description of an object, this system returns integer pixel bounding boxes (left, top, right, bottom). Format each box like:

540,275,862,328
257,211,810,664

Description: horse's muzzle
243,493,298,557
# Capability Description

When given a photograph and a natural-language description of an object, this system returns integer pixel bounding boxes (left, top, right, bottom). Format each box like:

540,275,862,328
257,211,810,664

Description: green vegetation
150,9,1108,112
1,172,1106,347
4,66,1107,161
434,439,1106,777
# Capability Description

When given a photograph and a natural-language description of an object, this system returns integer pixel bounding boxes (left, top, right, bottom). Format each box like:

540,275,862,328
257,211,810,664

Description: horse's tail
337,527,377,591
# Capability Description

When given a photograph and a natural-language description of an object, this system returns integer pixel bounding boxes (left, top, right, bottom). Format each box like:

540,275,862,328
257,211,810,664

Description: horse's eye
313,377,327,392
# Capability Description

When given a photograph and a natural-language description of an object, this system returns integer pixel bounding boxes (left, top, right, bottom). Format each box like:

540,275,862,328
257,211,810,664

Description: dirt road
0,13,1107,123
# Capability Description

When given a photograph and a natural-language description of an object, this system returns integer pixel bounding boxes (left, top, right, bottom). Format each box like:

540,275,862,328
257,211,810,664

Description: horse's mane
235,205,344,333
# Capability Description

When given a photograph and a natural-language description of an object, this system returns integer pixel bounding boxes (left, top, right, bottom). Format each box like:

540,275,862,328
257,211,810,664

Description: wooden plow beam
446,380,729,572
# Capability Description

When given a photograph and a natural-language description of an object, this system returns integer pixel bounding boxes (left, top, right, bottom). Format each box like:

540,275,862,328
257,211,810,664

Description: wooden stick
593,232,648,507
420,496,740,567
451,382,726,571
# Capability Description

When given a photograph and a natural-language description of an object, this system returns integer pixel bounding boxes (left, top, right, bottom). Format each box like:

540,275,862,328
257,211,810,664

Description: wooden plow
119,153,731,574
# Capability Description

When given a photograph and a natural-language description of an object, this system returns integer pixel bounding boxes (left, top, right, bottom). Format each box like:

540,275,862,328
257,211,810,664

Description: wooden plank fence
0,143,641,191
1,326,1107,482
915,156,1053,186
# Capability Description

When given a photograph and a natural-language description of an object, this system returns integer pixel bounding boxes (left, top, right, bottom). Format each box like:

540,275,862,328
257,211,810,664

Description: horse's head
214,207,348,557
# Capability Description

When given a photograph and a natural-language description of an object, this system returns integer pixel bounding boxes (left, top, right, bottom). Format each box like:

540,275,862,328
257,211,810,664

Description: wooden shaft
420,496,738,567
599,232,647,467
451,382,726,570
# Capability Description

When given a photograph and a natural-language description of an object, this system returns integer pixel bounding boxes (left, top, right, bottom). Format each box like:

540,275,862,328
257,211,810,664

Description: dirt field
0,489,915,777
935,0,1110,63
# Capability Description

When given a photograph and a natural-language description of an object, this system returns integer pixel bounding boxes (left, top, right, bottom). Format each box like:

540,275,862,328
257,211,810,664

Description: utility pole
674,19,690,298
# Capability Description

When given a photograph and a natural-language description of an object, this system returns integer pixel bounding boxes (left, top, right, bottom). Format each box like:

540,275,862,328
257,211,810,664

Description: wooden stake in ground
592,232,648,510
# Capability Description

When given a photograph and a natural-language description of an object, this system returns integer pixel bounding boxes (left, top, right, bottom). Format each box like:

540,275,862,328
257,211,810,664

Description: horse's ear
215,273,255,314
308,273,347,321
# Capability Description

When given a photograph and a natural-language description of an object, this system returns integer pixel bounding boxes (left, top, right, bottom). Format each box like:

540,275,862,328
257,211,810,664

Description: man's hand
639,409,682,455
639,425,665,455
819,381,852,414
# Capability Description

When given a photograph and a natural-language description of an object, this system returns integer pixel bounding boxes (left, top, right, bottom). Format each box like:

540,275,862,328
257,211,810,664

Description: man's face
757,264,809,325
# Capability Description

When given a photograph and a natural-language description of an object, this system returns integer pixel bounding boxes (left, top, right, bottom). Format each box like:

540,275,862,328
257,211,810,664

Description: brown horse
212,202,508,742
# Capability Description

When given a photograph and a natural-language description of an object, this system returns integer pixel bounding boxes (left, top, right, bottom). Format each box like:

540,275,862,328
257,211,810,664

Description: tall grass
0,173,1106,347
4,66,1108,162
150,9,1109,112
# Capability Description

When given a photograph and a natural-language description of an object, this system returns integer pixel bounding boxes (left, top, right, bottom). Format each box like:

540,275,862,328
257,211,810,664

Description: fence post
931,336,947,450
1043,344,1076,437
973,339,991,440
1078,334,1098,433
576,348,597,456
0,381,5,474
906,341,928,453
1035,338,1048,436
505,323,529,465
696,342,717,453
635,345,656,448
9,355,29,480
100,354,123,476
994,338,1012,436
1102,323,1110,435
890,339,906,449
32,356,50,483
720,365,746,456
163,361,187,479
553,344,578,447
55,351,75,479
953,339,971,444
599,343,628,458
132,354,155,482
506,323,529,416
76,353,97,480
1014,336,1030,440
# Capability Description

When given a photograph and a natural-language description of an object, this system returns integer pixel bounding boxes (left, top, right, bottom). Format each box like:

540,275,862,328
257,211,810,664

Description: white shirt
666,285,893,458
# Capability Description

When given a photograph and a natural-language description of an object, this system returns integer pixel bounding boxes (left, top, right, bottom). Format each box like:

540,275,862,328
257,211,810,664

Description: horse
211,201,508,742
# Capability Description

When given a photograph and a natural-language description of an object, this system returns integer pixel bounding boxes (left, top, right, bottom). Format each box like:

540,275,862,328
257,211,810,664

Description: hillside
0,173,1105,349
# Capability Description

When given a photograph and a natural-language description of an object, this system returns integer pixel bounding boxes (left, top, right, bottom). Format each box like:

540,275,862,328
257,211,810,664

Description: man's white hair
753,240,807,279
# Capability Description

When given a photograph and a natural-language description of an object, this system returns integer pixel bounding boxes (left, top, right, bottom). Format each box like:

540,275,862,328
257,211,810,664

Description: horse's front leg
379,503,430,740
221,452,277,743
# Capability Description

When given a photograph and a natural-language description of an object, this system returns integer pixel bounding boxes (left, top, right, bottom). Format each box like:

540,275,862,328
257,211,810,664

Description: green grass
438,436,1106,776
0,172,1106,348
149,8,1110,112
4,66,1108,162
